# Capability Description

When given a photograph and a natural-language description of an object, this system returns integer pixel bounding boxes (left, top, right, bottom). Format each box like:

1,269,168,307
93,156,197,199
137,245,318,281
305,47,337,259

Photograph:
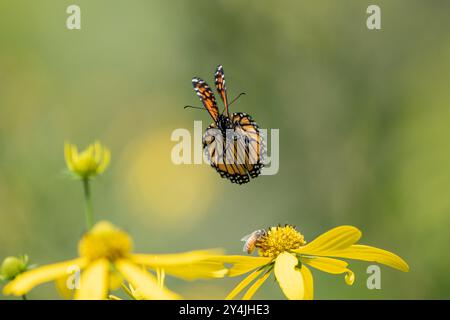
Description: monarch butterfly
191,65,265,184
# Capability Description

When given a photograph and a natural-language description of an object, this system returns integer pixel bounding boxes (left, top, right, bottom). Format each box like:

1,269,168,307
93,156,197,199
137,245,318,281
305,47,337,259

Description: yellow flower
213,225,409,300
3,221,228,300
64,141,110,179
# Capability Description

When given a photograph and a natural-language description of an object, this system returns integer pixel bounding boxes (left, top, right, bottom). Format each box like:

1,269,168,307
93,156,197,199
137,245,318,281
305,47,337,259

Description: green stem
82,178,94,230
22,294,27,300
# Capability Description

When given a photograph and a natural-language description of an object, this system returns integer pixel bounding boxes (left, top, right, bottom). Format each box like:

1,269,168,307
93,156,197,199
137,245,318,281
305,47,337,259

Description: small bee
241,229,267,254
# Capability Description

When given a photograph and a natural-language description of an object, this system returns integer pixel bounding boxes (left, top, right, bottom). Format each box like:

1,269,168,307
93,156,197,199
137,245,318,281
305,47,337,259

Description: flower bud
1,256,27,280
64,141,111,179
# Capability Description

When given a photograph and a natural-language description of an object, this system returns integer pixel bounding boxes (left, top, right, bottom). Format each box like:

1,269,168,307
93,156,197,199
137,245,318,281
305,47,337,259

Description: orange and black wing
203,125,250,184
192,77,219,122
202,113,265,185
232,112,265,179
214,65,229,115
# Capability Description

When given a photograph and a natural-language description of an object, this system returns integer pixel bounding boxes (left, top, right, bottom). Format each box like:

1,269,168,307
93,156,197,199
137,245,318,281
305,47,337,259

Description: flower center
256,225,306,258
78,221,133,261
76,150,98,174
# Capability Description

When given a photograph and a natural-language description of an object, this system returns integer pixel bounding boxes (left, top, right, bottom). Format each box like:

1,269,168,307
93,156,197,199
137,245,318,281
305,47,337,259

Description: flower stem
82,178,94,230
22,294,27,300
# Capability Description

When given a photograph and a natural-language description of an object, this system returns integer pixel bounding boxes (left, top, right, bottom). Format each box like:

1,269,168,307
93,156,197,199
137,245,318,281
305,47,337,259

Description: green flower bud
1,256,27,280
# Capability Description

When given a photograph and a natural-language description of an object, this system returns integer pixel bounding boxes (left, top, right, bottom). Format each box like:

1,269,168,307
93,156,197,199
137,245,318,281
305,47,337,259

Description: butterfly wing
202,113,264,184
214,65,229,115
232,112,265,179
192,77,219,122
203,124,250,185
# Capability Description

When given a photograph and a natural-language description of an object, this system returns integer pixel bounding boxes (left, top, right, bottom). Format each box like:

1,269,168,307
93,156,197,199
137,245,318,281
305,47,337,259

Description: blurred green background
1,0,450,299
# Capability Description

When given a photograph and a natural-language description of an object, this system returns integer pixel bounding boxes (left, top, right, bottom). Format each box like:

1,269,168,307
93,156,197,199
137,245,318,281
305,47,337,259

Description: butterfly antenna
229,92,246,107
184,105,206,111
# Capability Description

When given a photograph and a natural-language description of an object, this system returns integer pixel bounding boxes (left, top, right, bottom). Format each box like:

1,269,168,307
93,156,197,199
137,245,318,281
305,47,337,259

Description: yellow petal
345,270,355,285
274,252,304,300
302,256,355,286
206,255,272,277
97,147,110,174
327,244,409,272
71,144,79,161
156,268,165,288
64,142,74,171
93,141,102,164
115,259,180,300
109,269,123,290
70,144,83,173
131,250,229,280
155,261,227,280
226,268,264,300
118,283,136,300
300,265,314,300
302,256,349,274
132,249,224,265
293,226,362,255
86,144,95,159
57,261,106,299
301,257,355,285
55,275,74,300
3,258,87,296
84,144,97,171
74,259,109,300
242,271,271,300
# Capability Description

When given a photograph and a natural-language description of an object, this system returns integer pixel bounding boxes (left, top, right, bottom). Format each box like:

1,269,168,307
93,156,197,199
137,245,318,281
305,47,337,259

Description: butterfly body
192,65,264,184
215,114,233,133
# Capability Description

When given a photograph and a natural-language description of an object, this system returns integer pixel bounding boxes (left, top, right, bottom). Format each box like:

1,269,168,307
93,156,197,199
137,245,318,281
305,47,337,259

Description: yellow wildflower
64,141,110,179
64,141,111,229
3,221,227,300
213,225,409,300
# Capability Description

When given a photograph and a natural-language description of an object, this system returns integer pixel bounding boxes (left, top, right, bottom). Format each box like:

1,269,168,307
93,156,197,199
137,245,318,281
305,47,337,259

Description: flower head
64,141,110,179
213,225,409,300
256,225,306,258
78,221,132,261
3,221,227,300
